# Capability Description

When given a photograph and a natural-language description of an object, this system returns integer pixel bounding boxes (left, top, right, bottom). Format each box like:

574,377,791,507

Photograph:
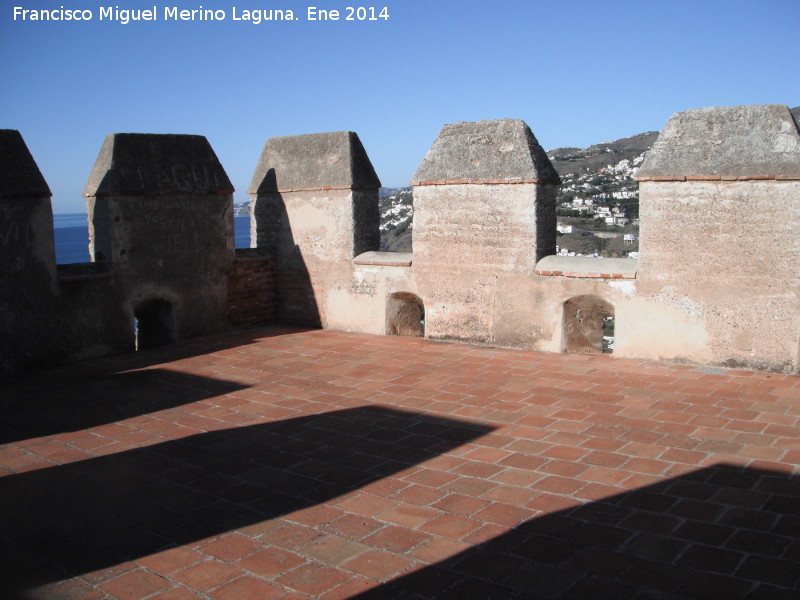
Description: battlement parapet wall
83,133,236,349
1,132,271,374
0,130,59,375
631,104,800,371
248,131,381,328
408,119,559,344
2,104,799,376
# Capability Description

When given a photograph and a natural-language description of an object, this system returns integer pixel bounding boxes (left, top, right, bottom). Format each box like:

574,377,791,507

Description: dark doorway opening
134,299,175,350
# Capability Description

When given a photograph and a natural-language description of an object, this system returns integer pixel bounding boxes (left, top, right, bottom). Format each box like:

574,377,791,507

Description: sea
53,214,252,263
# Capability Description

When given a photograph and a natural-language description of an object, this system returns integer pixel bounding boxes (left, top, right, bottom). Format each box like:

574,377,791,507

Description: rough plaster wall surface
637,181,799,372
635,105,800,372
0,197,61,373
91,194,235,341
614,295,713,364
492,277,634,354
58,273,134,360
252,189,380,330
491,276,551,349
492,276,714,364
639,181,800,285
324,265,416,334
420,273,497,343
252,190,367,261
414,184,542,273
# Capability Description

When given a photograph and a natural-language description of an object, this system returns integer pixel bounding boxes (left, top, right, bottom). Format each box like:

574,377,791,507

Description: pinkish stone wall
2,105,799,377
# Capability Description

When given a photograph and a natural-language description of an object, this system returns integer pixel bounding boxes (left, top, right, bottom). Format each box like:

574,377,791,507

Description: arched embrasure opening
134,298,175,350
386,292,425,337
563,295,615,354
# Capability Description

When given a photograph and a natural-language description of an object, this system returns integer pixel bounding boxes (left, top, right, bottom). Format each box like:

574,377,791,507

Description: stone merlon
637,104,800,180
411,119,561,185
248,131,381,194
83,133,234,197
0,129,51,199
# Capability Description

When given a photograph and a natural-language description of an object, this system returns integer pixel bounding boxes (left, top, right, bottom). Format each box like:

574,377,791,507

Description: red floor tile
1,326,798,599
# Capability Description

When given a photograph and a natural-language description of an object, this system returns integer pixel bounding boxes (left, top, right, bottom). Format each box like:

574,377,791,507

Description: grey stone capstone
0,130,51,199
638,105,800,178
84,133,234,197
412,119,561,184
249,131,381,193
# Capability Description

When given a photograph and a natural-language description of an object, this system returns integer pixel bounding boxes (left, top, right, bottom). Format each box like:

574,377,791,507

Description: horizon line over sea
52,214,252,264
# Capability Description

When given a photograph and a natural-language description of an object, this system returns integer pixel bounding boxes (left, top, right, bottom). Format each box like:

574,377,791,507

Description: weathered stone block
84,133,233,196
638,104,800,179
249,131,380,193
412,119,561,185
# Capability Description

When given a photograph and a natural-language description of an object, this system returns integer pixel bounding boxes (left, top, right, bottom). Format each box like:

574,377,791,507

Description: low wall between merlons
1,103,799,377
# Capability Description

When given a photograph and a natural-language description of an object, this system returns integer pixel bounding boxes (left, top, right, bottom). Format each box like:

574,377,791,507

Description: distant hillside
379,187,413,251
548,131,659,176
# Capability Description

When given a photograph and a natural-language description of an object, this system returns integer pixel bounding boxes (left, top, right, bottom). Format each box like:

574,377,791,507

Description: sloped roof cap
84,133,233,197
248,131,380,194
412,119,560,185
638,105,800,179
0,130,51,199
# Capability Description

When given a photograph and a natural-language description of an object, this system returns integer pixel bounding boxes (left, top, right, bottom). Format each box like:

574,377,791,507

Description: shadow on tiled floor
0,326,308,445
354,463,800,599
0,369,250,445
1,327,798,599
2,406,493,596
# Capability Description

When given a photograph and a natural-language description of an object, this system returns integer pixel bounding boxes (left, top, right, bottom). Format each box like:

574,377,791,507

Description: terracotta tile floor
1,326,799,599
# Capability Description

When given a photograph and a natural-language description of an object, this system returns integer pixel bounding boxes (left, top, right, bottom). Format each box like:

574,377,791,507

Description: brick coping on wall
257,185,381,193
353,251,413,267
636,175,800,182
411,178,559,186
535,256,638,279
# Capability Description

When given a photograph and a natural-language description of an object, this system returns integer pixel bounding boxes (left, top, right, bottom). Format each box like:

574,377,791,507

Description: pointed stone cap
0,130,51,199
412,119,560,186
637,105,800,180
248,131,381,194
84,133,234,197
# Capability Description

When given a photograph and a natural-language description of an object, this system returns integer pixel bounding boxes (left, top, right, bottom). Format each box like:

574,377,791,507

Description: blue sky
2,0,799,213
